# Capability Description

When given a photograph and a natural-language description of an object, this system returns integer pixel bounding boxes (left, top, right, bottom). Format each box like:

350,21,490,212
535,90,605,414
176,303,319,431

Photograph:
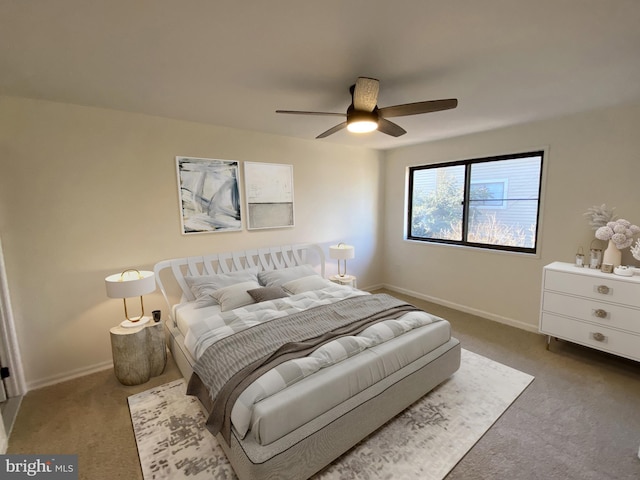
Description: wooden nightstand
329,274,357,288
109,320,167,386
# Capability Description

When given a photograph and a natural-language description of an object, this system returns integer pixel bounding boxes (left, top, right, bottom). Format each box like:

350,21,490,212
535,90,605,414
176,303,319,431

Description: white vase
602,239,622,267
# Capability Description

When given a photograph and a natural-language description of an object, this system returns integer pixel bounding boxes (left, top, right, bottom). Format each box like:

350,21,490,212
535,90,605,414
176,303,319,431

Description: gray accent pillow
247,286,289,303
185,268,259,308
257,264,319,287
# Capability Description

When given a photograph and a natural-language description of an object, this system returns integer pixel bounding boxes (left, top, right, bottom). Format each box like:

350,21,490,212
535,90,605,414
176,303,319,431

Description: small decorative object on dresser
539,262,640,362
583,205,639,270
631,238,640,262
595,219,640,269
110,322,167,386
602,240,622,269
613,265,634,277
589,239,603,269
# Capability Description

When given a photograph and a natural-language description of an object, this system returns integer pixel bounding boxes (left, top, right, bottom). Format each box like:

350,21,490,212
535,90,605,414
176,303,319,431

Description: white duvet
179,285,448,444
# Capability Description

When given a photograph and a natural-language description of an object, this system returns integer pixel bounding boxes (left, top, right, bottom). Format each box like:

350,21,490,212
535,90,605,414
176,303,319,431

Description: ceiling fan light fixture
346,111,378,133
347,120,378,133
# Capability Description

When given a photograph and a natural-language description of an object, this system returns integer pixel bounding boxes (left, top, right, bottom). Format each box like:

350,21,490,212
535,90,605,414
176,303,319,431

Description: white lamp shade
105,270,156,299
329,244,355,260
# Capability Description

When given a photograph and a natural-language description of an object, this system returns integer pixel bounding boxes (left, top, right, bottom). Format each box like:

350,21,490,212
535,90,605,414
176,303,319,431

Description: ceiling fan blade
377,118,407,137
352,77,379,112
316,122,347,139
379,98,458,118
276,110,346,117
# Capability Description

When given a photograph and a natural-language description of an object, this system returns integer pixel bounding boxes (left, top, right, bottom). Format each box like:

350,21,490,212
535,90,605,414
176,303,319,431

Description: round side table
329,274,357,288
109,320,167,386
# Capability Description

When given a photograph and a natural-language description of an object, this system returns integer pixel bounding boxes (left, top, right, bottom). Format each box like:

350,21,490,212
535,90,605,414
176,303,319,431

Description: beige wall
383,102,640,331
0,96,383,389
3,94,639,390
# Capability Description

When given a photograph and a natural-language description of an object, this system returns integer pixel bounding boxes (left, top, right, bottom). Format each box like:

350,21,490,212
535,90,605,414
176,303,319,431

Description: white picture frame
244,162,294,230
176,156,242,234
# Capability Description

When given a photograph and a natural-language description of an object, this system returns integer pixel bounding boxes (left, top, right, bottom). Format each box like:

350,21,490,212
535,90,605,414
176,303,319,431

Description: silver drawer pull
596,285,611,295
591,332,607,342
594,309,608,319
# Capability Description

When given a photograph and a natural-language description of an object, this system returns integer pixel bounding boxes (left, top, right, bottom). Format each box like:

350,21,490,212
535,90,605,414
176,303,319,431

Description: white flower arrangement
595,219,640,249
584,204,617,230
631,238,640,261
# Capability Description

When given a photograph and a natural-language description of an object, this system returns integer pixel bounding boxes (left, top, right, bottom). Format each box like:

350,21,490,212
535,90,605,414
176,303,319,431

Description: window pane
411,165,464,241
468,156,541,249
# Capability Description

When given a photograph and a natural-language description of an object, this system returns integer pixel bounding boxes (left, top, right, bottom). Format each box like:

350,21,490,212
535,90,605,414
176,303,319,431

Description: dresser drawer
540,313,640,362
542,291,640,334
544,270,640,308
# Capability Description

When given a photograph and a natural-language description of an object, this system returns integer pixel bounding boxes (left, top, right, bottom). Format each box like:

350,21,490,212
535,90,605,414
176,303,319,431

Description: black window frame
406,150,544,254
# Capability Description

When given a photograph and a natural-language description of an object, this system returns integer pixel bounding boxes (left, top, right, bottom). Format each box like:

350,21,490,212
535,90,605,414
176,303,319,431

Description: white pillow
211,280,261,312
258,264,319,287
282,275,334,295
185,268,259,308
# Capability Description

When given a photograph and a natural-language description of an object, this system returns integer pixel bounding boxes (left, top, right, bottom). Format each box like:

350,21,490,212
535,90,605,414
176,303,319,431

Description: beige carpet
7,290,640,480
128,349,533,480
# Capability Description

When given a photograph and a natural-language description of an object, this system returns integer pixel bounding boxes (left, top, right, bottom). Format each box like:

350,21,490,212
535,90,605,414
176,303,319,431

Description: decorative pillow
185,268,259,308
211,280,261,312
247,286,289,303
282,275,334,295
257,264,319,287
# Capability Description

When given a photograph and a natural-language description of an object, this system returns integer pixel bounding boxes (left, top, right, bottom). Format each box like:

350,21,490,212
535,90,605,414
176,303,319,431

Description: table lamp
329,243,355,278
105,269,156,328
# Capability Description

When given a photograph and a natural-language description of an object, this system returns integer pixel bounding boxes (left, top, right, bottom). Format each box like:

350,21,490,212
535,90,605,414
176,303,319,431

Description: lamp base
120,316,151,328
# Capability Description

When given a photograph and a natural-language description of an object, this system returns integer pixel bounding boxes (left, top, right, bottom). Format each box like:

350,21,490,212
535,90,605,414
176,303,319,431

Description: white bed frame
154,243,325,380
154,243,460,480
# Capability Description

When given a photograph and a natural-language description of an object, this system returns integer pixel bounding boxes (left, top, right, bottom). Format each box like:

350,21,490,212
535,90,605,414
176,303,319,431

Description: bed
154,243,461,480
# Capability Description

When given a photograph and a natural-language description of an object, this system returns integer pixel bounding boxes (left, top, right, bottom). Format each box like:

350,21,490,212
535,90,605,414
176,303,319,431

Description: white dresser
539,262,640,362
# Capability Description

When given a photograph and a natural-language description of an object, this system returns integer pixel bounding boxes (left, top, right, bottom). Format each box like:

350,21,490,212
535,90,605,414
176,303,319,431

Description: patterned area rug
128,349,534,480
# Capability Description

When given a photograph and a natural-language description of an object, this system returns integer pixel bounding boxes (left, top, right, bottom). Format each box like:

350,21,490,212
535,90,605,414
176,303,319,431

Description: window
407,150,544,253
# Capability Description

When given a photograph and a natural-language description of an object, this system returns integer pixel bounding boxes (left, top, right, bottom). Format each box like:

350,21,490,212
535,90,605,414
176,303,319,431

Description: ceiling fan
276,77,458,139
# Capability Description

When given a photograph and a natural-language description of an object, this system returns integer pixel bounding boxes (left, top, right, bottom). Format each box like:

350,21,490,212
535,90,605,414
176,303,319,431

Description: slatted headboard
154,243,325,319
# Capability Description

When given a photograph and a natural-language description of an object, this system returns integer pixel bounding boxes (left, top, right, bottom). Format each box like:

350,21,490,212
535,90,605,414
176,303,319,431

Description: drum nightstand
110,320,167,385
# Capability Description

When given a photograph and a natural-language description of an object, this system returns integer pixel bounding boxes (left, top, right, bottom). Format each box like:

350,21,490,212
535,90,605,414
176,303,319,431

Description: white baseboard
381,283,539,334
359,283,384,292
26,360,113,392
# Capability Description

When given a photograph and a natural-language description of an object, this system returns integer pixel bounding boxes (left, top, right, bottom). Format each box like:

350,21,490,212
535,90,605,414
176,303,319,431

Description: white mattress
173,301,221,338
245,319,451,445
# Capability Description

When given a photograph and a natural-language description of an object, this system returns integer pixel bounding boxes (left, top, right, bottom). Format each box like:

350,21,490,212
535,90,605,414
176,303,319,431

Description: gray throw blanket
187,293,420,444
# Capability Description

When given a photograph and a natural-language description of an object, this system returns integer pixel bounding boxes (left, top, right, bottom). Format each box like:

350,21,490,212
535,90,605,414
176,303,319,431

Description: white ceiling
2,0,640,150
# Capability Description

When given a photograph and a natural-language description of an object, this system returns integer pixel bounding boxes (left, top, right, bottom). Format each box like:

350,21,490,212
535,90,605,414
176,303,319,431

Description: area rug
128,349,534,480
